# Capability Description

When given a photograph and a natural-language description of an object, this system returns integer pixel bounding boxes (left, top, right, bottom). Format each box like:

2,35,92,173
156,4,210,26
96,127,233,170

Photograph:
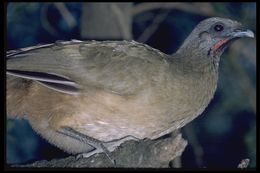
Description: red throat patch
212,38,230,51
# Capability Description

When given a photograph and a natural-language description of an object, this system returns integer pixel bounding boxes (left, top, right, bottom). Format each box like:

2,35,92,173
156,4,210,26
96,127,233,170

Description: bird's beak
231,29,254,38
212,28,254,52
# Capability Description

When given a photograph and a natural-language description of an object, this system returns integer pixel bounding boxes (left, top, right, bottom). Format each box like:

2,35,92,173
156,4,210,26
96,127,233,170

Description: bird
6,17,254,159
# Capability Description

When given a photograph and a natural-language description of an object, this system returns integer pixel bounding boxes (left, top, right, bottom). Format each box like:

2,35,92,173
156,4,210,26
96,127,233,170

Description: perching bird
6,17,254,158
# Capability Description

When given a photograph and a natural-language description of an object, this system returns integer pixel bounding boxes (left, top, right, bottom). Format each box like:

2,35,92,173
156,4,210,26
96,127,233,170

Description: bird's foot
103,135,140,152
57,126,116,165
75,148,102,160
76,146,116,165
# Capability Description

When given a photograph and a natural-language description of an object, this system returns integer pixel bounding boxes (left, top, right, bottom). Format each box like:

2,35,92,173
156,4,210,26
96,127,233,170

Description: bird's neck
175,37,223,72
171,50,220,74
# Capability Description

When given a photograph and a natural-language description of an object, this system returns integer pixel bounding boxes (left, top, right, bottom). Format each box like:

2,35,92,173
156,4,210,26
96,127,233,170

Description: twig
40,3,59,37
132,3,217,17
54,3,77,29
237,158,250,168
111,3,132,40
137,10,170,43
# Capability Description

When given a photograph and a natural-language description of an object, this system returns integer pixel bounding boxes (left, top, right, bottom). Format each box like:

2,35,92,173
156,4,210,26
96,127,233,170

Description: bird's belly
57,91,161,142
53,80,217,142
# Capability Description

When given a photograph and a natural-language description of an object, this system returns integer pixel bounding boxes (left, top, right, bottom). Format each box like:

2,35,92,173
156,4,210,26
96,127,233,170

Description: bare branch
54,3,77,29
111,3,133,40
132,3,217,17
237,158,250,168
40,4,59,37
137,11,170,43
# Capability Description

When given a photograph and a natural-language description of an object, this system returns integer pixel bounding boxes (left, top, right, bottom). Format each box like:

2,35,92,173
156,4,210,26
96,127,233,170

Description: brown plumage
6,17,254,155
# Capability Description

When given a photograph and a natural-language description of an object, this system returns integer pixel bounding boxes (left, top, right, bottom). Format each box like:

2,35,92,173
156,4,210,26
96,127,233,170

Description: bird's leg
102,135,140,152
56,126,115,165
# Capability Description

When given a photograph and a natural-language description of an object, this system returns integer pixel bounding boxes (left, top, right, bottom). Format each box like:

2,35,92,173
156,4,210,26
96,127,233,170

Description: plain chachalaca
6,17,254,158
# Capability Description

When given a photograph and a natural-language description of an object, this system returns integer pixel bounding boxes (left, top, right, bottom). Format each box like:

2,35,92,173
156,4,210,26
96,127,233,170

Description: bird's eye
214,24,224,32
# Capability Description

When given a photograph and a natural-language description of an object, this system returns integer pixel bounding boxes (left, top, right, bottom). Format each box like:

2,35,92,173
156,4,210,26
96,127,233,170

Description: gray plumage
6,17,254,155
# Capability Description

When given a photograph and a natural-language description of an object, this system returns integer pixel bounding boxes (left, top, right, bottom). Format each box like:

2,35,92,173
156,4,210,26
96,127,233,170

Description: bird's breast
57,71,218,142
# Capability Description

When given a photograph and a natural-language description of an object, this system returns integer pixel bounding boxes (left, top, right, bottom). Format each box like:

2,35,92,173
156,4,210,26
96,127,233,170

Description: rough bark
12,133,187,168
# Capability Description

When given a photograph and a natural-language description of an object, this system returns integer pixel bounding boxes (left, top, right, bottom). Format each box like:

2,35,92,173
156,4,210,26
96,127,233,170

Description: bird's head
178,17,254,61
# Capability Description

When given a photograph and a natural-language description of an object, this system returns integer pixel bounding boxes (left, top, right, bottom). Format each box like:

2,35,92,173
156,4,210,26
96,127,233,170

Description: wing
7,40,171,95
7,41,83,94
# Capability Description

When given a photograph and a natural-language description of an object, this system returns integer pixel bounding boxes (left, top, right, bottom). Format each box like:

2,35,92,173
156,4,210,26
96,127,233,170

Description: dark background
6,2,256,168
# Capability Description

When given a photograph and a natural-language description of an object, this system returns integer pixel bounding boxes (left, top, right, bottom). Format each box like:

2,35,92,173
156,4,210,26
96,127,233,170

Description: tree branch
12,133,187,168
132,3,217,17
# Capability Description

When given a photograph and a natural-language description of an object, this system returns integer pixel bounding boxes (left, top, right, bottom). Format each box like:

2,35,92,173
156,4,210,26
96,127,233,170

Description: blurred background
6,2,256,168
